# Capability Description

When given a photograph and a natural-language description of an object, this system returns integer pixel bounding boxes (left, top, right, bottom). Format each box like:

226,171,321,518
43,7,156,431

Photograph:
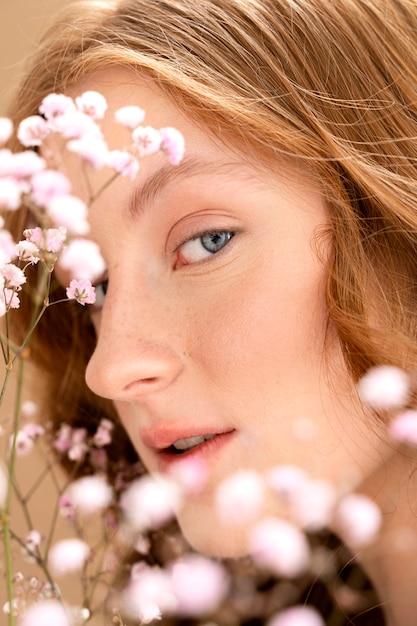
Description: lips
140,425,236,473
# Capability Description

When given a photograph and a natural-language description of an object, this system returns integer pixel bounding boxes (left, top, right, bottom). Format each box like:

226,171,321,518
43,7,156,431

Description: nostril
124,377,158,392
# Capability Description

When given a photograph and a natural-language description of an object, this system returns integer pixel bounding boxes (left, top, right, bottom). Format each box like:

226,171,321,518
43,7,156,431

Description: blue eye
178,230,235,264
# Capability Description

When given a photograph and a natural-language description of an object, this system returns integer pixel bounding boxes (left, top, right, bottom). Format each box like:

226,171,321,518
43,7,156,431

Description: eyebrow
127,155,260,219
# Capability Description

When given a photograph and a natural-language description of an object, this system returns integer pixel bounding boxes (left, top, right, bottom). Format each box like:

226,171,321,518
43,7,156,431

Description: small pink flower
59,495,75,521
12,430,34,456
17,116,50,147
290,479,337,532
44,227,67,253
170,555,229,616
66,278,96,305
334,493,382,548
22,423,44,440
106,150,140,179
10,151,45,179
48,538,90,576
53,423,72,452
68,441,88,462
21,400,38,419
75,91,108,119
65,475,113,514
168,457,207,494
47,194,89,235
39,93,76,121
53,110,102,139
358,365,409,410
267,465,309,499
23,226,43,247
122,565,175,621
67,134,109,169
121,475,182,531
0,177,21,210
18,600,71,626
215,470,265,523
0,149,14,177
4,288,20,310
58,238,105,282
0,118,13,145
389,409,417,445
115,105,145,129
0,228,16,264
160,127,185,165
132,125,162,157
2,264,26,289
30,169,72,206
250,517,311,578
93,418,114,447
268,606,325,626
15,240,40,264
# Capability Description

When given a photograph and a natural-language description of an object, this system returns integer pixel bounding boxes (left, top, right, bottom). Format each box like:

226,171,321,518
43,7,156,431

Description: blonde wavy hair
6,0,417,437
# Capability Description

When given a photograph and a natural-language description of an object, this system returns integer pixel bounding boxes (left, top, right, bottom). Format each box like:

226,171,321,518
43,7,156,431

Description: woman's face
65,68,388,556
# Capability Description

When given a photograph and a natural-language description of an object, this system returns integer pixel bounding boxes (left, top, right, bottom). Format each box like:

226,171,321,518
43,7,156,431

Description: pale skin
56,67,417,626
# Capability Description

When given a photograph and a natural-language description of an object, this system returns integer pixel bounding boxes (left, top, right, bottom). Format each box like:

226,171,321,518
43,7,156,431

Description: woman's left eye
176,230,235,266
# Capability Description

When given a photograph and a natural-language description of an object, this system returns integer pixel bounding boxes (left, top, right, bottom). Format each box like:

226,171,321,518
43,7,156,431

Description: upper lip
140,424,235,451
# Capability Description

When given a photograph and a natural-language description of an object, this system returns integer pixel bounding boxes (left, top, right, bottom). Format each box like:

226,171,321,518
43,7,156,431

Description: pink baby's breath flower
170,555,229,616
0,149,15,177
23,226,43,247
334,493,382,548
93,418,114,447
0,177,21,210
11,151,45,179
44,227,67,253
30,169,72,206
58,238,105,281
4,287,20,310
59,495,76,521
121,565,175,621
121,475,182,531
0,118,13,145
168,457,208,494
17,115,50,147
15,240,40,264
389,409,417,445
76,90,108,119
267,465,309,500
250,517,311,578
115,105,145,129
132,125,162,157
65,475,113,514
47,194,89,235
53,110,102,140
2,264,26,289
12,430,34,456
160,126,185,165
48,538,90,576
68,441,88,462
290,478,337,532
66,278,96,305
268,606,325,626
18,600,71,626
21,400,38,419
53,423,72,452
67,134,109,169
106,150,140,179
39,93,76,121
215,470,265,523
358,365,409,410
0,228,16,264
22,422,44,440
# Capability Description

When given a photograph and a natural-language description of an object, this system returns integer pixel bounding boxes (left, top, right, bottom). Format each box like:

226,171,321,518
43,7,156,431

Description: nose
85,284,184,402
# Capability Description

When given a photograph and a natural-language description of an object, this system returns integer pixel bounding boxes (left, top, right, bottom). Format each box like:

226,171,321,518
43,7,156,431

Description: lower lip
157,430,236,474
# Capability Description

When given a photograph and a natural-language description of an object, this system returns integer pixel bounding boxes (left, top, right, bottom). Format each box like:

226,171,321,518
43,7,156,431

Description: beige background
0,1,69,115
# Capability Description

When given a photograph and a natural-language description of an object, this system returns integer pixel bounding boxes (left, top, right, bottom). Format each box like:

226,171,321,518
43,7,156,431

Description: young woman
6,0,417,623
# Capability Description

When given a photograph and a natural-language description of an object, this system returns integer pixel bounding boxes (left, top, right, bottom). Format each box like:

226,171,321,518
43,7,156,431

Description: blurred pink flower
48,538,90,576
21,400,38,419
93,418,114,447
132,125,162,157
17,115,50,147
167,457,207,494
250,517,311,578
30,169,72,206
121,475,181,531
10,151,45,179
106,150,140,179
76,90,108,119
215,470,265,523
12,430,34,456
18,600,71,626
160,127,185,165
47,194,89,235
15,240,39,264
0,228,16,264
65,475,113,514
268,606,325,626
22,423,45,440
67,134,109,169
0,118,13,145
53,110,102,140
389,409,417,445
115,105,145,129
39,93,76,121
334,493,382,548
2,264,26,289
66,278,96,306
58,238,105,282
290,479,337,532
267,465,309,500
170,554,229,616
358,365,409,410
122,564,175,622
0,177,21,210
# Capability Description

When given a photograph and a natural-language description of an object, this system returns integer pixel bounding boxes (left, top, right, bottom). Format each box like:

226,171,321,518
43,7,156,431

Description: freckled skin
63,68,391,557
